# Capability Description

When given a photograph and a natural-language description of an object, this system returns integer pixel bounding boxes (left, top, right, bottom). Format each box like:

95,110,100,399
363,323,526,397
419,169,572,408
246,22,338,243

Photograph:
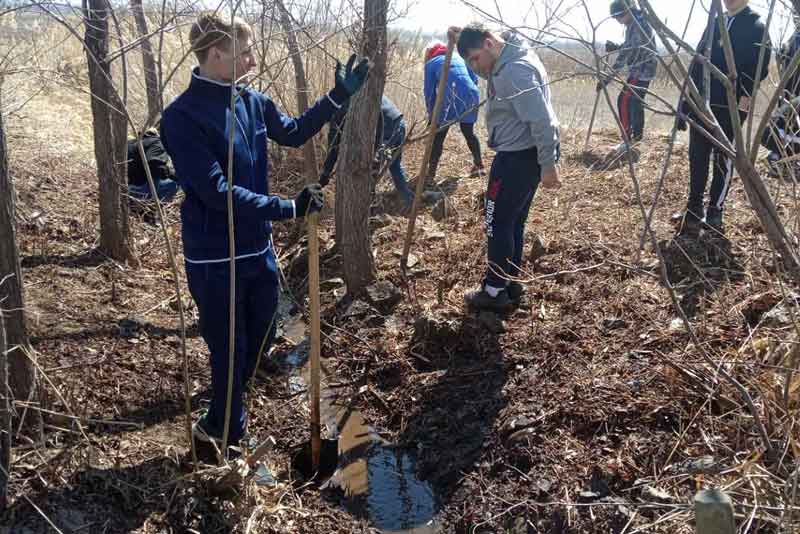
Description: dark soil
3,127,798,533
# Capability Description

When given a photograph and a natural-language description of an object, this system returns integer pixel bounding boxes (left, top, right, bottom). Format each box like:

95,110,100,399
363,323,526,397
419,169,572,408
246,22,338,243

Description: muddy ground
2,124,799,533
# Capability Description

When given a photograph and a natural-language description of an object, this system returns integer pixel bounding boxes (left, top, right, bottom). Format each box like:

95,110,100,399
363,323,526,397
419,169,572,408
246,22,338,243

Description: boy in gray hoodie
453,24,561,311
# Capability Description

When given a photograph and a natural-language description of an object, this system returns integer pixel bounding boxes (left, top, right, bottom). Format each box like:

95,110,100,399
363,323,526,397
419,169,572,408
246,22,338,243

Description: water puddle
275,292,438,533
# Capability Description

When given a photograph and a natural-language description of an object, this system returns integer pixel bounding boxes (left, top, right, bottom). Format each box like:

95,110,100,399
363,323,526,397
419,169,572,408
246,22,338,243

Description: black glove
319,173,331,188
605,40,620,52
330,54,371,103
294,183,324,217
596,77,609,92
676,116,687,132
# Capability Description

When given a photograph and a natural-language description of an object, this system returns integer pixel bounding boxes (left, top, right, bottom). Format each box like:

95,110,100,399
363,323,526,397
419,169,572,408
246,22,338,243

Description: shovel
307,211,322,472
401,36,455,272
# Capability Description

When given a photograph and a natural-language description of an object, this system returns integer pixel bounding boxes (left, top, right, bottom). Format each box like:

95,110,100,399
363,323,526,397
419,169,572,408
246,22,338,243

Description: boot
705,208,724,234
465,286,513,312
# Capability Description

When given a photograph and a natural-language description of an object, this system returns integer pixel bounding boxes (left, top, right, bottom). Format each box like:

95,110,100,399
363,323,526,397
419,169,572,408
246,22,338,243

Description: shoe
192,415,251,460
612,142,630,156
192,416,222,447
465,287,513,312
677,212,701,238
705,208,724,233
767,151,780,177
507,282,524,302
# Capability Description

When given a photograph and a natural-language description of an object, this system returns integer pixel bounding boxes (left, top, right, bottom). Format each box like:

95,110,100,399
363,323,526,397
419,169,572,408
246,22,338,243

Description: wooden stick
307,211,322,473
584,89,601,152
401,38,455,270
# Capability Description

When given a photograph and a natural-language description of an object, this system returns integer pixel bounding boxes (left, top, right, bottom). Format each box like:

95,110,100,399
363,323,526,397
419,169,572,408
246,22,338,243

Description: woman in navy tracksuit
160,13,368,454
424,41,483,179
680,0,770,235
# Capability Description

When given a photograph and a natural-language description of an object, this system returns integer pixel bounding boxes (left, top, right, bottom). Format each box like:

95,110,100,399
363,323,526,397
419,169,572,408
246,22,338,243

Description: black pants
618,78,650,142
429,122,482,178
484,148,541,288
688,106,745,219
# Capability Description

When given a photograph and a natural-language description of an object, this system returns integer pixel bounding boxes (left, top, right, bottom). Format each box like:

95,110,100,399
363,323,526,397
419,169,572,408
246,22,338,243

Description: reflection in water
331,400,437,533
278,290,437,533
361,446,436,532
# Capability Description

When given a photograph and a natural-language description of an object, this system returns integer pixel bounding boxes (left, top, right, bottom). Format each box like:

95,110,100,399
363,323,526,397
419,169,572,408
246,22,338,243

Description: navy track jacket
161,68,344,263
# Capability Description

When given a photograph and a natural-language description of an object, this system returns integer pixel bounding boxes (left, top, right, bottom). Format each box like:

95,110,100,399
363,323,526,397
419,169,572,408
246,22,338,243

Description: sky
392,0,796,46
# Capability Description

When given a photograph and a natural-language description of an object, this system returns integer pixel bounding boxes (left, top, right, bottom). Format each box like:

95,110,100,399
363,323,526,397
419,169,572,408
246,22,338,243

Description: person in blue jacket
160,12,368,456
424,40,483,181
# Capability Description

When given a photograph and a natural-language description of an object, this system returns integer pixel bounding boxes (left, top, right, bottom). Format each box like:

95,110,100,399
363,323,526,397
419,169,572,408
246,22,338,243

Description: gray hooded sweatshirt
486,32,560,168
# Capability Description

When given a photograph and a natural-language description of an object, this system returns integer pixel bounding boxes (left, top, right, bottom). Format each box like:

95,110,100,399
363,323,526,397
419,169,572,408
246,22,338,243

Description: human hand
739,95,751,113
294,183,324,217
334,54,371,98
541,166,561,189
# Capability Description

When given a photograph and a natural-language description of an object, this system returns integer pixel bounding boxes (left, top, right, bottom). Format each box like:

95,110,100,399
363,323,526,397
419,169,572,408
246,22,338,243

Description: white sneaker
612,142,630,156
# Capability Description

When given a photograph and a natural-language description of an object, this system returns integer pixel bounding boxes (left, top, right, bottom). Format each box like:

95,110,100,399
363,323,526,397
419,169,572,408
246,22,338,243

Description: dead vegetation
0,117,797,531
1,0,800,532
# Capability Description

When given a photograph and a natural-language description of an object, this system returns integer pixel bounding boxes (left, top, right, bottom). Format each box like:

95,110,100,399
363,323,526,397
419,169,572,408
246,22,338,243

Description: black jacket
779,29,800,98
688,6,771,110
127,130,171,187
321,96,404,178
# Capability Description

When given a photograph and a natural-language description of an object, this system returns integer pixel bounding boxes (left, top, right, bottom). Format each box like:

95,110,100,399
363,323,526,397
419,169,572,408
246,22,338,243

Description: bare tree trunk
0,308,9,513
84,0,135,263
737,160,800,276
334,0,387,295
276,0,317,181
130,0,161,125
0,85,32,413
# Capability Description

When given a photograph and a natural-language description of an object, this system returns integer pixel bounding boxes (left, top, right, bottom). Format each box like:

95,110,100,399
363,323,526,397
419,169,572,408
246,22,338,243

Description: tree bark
0,308,9,512
334,0,387,295
276,0,318,182
737,156,800,276
130,0,161,125
84,0,135,263
0,84,33,413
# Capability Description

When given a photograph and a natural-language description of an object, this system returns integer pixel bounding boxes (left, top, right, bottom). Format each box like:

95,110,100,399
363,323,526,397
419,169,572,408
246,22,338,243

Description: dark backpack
127,131,171,187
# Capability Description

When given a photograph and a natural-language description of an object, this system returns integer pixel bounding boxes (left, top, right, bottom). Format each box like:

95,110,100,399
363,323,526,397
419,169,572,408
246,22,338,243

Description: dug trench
4,129,798,533
270,290,438,533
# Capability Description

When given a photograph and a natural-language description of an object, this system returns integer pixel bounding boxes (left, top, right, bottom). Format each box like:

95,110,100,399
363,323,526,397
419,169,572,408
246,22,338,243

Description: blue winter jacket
161,68,344,263
424,54,480,124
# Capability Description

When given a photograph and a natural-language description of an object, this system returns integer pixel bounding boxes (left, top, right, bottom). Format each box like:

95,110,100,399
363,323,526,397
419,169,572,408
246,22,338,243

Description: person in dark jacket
762,96,800,179
160,12,368,456
600,0,658,155
778,16,800,99
126,128,179,203
424,40,484,180
766,16,800,169
319,96,415,208
679,0,771,236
